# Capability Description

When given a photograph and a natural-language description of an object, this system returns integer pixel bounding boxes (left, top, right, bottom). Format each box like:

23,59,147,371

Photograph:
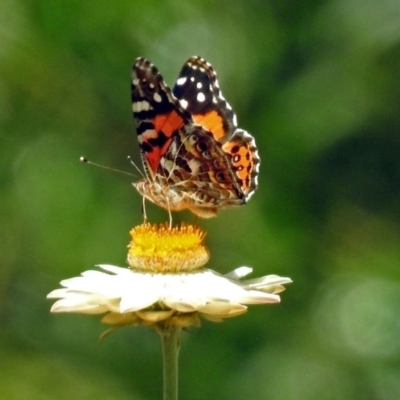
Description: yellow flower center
127,223,210,272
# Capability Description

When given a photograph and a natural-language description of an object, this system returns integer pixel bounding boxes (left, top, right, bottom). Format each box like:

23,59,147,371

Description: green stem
158,325,181,400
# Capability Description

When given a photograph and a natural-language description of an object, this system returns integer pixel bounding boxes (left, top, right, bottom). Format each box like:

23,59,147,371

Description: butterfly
131,56,259,220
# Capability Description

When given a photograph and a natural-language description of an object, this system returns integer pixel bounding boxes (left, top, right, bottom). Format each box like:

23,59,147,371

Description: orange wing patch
143,111,186,174
145,143,168,173
154,110,185,138
223,141,254,191
193,110,225,140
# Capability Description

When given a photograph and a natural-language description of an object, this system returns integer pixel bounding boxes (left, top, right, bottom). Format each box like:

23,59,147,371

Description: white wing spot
177,76,187,85
132,78,139,86
149,83,155,89
153,92,162,103
142,128,158,140
179,99,189,109
190,77,195,82
196,82,203,89
187,158,201,174
197,92,206,102
133,100,151,112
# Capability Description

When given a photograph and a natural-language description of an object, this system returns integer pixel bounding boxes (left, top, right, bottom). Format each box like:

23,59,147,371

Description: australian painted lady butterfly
131,56,260,219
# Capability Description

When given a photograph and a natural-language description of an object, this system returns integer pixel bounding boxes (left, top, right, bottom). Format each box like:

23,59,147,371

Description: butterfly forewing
172,56,237,142
132,58,191,177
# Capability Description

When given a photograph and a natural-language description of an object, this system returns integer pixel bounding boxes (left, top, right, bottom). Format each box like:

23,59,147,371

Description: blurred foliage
1,0,400,399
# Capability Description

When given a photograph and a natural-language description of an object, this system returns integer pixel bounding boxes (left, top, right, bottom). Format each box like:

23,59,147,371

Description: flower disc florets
127,223,209,272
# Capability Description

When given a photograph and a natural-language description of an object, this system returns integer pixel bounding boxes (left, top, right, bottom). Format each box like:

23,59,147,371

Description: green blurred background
2,0,400,399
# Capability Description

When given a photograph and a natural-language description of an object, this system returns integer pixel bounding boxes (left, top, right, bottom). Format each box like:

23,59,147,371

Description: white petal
120,273,167,311
47,288,69,298
50,295,109,314
98,264,133,276
224,266,253,279
243,274,293,289
235,290,281,304
160,275,207,309
199,301,245,315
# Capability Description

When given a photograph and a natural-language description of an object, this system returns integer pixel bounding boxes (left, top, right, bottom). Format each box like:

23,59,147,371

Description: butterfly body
131,56,259,218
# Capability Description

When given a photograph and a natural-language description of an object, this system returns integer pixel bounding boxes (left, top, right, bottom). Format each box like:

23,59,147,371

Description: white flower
48,264,291,326
47,223,292,329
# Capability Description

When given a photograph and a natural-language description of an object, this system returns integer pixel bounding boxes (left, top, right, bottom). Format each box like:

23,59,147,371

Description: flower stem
158,325,181,400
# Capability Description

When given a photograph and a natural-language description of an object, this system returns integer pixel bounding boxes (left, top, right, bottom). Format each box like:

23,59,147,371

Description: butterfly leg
165,199,173,229
141,195,148,224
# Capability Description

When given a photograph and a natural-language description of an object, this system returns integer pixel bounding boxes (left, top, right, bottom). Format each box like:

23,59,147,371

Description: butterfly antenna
127,155,145,177
80,157,135,178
